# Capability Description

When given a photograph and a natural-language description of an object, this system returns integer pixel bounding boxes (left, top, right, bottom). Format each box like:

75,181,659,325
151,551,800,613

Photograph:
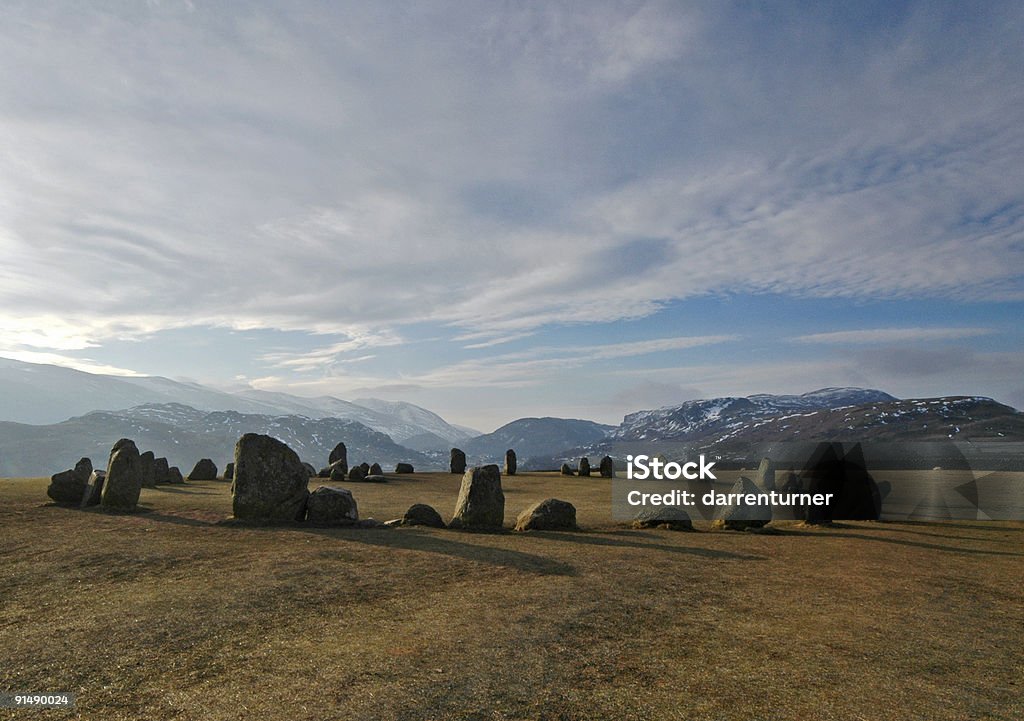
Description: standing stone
579,458,591,477
599,456,614,478
329,462,349,482
504,449,517,476
153,457,170,484
47,457,93,504
369,462,383,476
329,442,348,467
301,462,315,478
231,433,310,521
166,467,184,484
81,470,105,507
450,448,467,474
101,440,142,511
305,486,359,524
394,462,414,474
348,465,366,482
560,463,574,476
755,457,775,491
359,462,370,475
224,462,236,480
514,499,577,531
449,465,504,530
188,458,218,481
712,476,771,530
139,451,157,488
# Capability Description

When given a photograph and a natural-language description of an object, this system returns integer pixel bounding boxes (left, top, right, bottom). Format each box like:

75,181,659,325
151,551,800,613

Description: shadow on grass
297,526,579,577
785,528,1024,557
521,530,766,561
148,485,220,495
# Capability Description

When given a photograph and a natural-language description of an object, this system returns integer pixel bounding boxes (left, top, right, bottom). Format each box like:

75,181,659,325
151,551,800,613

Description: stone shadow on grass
297,526,579,577
520,530,766,561
785,528,1024,557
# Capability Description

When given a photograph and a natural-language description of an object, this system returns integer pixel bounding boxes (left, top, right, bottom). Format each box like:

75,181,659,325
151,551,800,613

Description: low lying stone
369,462,383,475
47,457,93,504
631,506,693,531
560,463,574,476
362,474,387,483
514,498,577,531
402,503,445,528
305,486,359,524
394,462,414,474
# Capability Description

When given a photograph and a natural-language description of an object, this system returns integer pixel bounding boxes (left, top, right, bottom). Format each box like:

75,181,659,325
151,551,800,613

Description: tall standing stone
231,433,310,521
81,470,105,507
599,456,614,478
450,448,467,474
224,462,236,480
449,465,504,530
579,457,591,477
560,463,574,476
153,457,170,484
755,457,775,491
329,442,348,467
101,440,142,511
504,449,517,476
139,451,157,488
369,462,383,476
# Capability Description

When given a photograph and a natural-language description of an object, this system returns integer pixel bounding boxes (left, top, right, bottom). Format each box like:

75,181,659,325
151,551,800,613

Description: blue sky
1,1,1022,430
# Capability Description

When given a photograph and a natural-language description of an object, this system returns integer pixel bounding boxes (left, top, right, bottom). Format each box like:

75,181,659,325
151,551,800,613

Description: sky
1,1,1023,431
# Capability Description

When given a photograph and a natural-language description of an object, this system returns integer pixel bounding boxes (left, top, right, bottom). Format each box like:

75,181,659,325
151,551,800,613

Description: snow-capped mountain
0,402,434,477
0,357,475,445
612,388,898,442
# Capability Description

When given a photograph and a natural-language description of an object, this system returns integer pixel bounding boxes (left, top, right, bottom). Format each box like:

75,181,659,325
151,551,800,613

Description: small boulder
363,474,387,483
449,465,504,530
305,486,359,524
712,476,771,531
102,440,142,511
560,463,574,476
579,457,591,477
188,458,218,481
514,498,577,531
599,456,614,478
80,469,105,507
349,466,366,482
369,462,383,475
402,503,445,528
231,434,310,521
450,448,467,474
504,449,517,476
47,457,93,504
166,467,184,484
394,462,414,474
328,461,349,482
631,506,693,531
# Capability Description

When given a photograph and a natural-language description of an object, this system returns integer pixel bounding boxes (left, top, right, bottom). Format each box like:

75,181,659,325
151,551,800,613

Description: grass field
1,471,1022,720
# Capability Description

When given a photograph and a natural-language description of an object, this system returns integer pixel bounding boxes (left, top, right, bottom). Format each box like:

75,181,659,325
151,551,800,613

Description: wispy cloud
794,327,996,344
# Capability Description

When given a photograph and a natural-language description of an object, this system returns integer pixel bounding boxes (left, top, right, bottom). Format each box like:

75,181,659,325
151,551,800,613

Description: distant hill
0,357,476,444
0,403,434,477
461,417,615,465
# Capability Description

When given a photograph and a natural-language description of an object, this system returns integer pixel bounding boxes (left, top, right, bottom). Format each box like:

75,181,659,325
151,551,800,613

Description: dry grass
1,471,1022,721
